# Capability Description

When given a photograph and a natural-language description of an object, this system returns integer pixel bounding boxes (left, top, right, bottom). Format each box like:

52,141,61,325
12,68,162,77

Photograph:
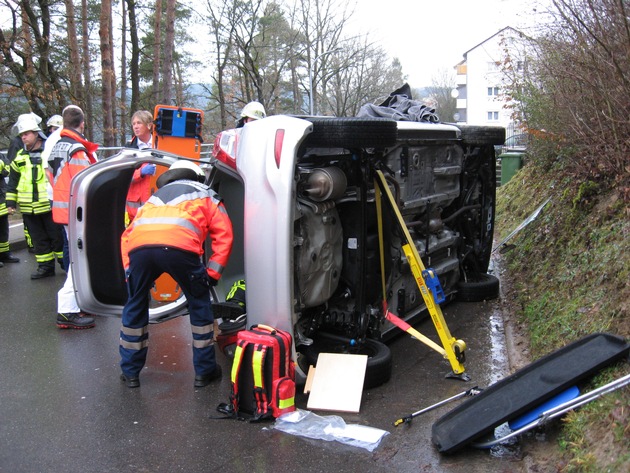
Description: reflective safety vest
50,129,98,225
120,179,233,281
6,146,51,215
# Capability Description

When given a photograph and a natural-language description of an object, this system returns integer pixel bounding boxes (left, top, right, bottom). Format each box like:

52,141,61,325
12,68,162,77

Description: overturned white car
69,112,504,388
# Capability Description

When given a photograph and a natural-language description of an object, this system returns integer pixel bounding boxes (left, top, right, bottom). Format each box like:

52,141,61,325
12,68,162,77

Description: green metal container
500,152,523,185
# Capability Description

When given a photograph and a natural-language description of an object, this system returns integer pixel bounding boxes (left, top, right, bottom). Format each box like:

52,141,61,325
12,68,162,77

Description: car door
68,149,190,322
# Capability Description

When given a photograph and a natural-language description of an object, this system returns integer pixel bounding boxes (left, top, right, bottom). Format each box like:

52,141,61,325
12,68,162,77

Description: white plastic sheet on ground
271,409,389,452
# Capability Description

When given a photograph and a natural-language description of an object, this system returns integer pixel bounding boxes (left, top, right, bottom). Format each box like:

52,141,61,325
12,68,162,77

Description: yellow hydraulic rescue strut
374,169,469,380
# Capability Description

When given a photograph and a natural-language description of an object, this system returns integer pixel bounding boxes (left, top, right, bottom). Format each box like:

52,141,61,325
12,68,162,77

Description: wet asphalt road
0,228,538,473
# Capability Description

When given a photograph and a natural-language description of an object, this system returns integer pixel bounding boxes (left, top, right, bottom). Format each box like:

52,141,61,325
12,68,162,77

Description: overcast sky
348,0,552,87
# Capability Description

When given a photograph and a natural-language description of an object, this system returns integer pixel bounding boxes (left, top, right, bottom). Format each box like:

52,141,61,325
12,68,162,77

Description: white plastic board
306,353,368,413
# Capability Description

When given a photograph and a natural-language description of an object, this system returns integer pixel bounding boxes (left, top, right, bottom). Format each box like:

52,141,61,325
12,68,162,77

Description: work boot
0,253,20,263
194,365,222,388
31,266,55,279
57,312,95,329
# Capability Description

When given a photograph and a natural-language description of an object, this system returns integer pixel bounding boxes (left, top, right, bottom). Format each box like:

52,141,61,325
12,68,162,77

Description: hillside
495,162,629,472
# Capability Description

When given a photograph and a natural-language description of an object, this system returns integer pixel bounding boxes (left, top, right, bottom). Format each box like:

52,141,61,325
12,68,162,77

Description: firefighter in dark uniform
0,153,20,266
119,160,233,388
5,115,63,279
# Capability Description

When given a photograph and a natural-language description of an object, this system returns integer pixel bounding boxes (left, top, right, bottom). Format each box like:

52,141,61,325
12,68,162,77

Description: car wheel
302,332,393,389
301,117,398,149
456,273,500,302
457,125,506,146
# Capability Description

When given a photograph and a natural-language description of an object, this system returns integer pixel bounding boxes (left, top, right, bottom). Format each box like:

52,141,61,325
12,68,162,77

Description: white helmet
156,159,205,188
240,101,266,121
169,159,204,176
16,115,42,135
12,112,42,136
47,114,63,129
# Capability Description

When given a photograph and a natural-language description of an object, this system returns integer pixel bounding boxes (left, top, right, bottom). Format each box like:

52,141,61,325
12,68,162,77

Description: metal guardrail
97,143,214,159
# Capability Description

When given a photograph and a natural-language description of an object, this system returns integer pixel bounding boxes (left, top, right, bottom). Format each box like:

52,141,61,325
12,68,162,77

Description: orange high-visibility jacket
125,136,153,221
125,166,153,221
120,179,233,281
50,129,98,225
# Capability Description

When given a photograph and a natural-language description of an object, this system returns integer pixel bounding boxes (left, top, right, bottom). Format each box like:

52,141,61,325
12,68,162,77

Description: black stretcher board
431,332,629,454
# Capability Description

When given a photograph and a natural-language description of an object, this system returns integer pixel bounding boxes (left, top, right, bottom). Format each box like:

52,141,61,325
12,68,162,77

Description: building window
487,61,499,71
487,87,500,96
487,111,499,121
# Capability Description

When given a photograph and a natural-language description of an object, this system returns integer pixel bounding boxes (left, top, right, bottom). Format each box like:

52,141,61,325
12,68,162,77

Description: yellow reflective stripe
121,325,148,336
191,324,213,335
193,339,214,348
35,252,55,263
278,396,295,409
252,347,264,388
119,338,148,350
226,280,246,299
231,343,245,384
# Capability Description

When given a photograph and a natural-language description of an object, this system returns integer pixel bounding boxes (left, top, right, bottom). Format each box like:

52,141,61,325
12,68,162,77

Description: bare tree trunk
64,0,84,109
99,0,115,147
120,0,128,144
162,0,175,104
82,0,94,140
174,60,184,106
126,0,140,114
108,9,118,145
205,0,236,130
152,0,162,104
27,1,64,112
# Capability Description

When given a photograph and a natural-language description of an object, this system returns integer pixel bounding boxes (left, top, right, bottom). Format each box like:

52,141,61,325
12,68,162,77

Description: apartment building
453,26,527,137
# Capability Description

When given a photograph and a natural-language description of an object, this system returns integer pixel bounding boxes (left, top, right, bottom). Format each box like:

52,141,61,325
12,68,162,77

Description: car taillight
274,129,284,168
212,129,240,170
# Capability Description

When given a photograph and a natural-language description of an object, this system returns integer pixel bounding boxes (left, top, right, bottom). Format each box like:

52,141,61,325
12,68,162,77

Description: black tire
301,117,398,149
456,125,506,146
456,273,500,302
303,332,393,389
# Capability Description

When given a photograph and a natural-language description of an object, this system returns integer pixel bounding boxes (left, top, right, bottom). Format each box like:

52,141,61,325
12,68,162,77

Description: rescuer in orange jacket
124,110,156,221
119,160,233,388
50,107,99,227
49,105,99,329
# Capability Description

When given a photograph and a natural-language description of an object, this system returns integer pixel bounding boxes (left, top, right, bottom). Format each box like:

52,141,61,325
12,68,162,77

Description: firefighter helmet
16,115,42,135
12,113,42,136
240,101,266,121
47,115,63,129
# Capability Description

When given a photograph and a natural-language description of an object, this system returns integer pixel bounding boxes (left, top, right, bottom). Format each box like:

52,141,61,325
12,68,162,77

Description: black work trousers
22,211,63,269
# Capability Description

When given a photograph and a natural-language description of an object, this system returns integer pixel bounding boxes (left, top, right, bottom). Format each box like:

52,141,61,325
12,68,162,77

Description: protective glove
140,164,156,177
206,271,218,286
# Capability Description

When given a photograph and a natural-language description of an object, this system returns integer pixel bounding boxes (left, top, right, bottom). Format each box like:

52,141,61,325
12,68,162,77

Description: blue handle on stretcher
422,269,445,304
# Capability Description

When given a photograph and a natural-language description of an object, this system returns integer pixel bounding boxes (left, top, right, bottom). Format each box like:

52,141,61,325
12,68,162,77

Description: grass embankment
495,163,629,472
